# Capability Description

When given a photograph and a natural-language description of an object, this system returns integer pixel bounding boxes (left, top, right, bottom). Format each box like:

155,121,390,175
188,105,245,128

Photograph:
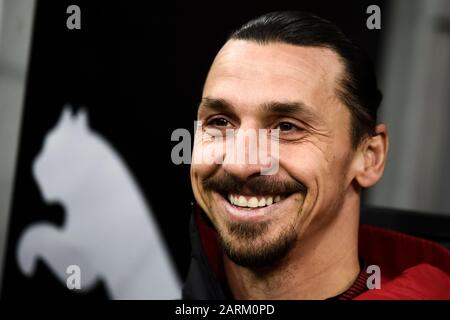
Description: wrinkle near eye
279,133,332,164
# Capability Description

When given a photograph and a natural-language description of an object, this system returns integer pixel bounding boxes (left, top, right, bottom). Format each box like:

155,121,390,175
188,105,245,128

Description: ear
354,124,389,188
75,108,89,129
59,105,74,125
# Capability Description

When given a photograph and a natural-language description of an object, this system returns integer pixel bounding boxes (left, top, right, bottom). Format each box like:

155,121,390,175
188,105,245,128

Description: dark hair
229,11,382,147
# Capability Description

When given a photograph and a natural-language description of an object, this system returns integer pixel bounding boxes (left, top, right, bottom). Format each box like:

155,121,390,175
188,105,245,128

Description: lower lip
212,192,292,223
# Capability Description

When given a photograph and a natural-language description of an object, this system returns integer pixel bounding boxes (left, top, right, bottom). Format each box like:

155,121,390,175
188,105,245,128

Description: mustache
202,171,307,196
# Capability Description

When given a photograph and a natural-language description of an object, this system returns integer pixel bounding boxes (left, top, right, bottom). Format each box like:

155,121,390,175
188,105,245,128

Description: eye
276,122,301,132
207,117,232,128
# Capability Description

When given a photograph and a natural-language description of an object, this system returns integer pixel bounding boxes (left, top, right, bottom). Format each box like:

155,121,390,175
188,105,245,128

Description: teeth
248,197,258,208
228,194,282,208
258,198,266,207
237,196,247,207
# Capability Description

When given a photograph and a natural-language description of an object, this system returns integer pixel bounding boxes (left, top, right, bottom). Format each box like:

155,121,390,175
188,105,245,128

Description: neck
224,194,361,300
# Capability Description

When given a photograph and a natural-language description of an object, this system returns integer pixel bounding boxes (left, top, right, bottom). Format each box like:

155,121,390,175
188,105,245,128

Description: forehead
203,40,345,116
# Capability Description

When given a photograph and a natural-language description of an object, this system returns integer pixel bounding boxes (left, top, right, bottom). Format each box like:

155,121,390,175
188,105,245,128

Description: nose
221,128,270,180
222,162,265,181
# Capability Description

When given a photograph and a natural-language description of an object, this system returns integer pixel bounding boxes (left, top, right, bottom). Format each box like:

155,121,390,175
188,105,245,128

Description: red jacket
355,224,450,299
182,210,450,300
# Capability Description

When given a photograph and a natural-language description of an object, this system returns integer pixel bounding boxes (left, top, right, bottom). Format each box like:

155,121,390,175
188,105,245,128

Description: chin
219,222,298,268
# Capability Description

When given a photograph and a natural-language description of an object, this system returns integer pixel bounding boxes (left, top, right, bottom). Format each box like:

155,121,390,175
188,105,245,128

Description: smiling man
183,11,450,300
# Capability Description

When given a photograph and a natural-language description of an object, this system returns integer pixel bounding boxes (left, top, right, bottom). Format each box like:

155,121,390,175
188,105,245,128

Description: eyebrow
198,97,232,114
199,97,323,126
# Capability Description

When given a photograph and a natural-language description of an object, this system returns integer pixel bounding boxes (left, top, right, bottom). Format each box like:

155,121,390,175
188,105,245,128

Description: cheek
279,143,351,233
279,144,323,188
190,162,210,216
191,135,223,207
192,128,227,168
190,159,209,196
279,143,346,207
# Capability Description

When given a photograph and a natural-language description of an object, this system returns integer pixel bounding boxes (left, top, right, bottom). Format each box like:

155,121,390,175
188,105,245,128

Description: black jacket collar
182,211,227,299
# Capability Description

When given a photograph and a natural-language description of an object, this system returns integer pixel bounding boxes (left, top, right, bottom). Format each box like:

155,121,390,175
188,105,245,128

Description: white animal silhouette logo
17,106,180,299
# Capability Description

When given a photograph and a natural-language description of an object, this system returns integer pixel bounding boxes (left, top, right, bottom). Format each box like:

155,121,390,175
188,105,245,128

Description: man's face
191,40,358,268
